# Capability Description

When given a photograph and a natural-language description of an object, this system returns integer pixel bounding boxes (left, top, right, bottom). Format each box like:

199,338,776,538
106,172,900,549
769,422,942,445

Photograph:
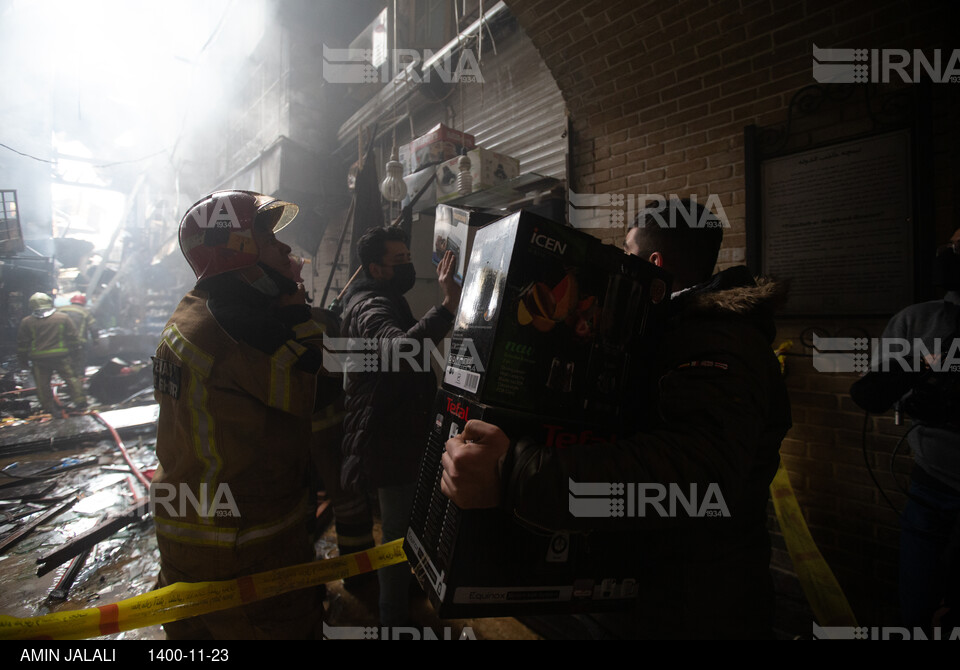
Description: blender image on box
432,204,498,286
444,209,670,422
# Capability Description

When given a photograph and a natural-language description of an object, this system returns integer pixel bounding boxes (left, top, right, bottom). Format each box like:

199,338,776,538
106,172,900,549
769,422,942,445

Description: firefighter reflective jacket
58,304,99,341
152,276,332,581
17,310,81,368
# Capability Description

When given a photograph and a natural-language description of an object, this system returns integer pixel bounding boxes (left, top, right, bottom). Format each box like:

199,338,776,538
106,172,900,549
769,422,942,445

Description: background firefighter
17,292,87,415
57,293,99,375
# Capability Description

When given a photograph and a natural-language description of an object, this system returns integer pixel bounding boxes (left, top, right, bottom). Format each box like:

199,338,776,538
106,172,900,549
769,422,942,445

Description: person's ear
370,261,391,281
648,251,664,267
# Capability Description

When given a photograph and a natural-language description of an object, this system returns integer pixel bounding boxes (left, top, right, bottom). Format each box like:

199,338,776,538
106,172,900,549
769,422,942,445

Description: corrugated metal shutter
458,27,567,179
400,22,567,180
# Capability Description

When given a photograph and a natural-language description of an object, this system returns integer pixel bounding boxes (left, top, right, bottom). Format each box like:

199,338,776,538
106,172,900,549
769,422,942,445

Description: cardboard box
404,388,641,618
400,123,476,175
435,148,521,203
431,204,499,285
443,210,671,422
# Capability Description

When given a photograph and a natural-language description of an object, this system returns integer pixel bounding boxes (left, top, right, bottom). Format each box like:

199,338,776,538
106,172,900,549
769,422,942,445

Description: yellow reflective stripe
160,324,213,377
155,500,308,550
311,416,342,432
236,499,309,548
336,533,376,548
154,516,237,548
269,342,304,412
311,405,344,432
31,346,70,356
293,320,325,339
60,306,92,338
31,322,69,357
160,324,220,519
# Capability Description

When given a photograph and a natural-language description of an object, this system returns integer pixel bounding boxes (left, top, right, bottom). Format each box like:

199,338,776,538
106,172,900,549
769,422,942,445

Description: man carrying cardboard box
441,198,792,638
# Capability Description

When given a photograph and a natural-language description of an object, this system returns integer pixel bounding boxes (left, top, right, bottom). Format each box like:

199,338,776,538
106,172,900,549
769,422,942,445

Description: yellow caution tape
0,539,407,640
773,339,793,376
770,462,858,627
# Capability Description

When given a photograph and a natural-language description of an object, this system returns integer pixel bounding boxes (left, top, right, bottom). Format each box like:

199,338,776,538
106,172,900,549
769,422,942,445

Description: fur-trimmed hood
670,265,788,342
672,266,788,316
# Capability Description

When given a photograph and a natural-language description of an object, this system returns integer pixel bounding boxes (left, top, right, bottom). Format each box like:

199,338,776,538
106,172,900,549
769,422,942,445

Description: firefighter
57,294,99,374
152,190,340,640
17,292,87,415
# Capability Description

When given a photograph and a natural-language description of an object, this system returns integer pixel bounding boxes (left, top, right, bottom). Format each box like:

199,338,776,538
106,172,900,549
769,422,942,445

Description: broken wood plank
0,495,78,554
35,498,149,576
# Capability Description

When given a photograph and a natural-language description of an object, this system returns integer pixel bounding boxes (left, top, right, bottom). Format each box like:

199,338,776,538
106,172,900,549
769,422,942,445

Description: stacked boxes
399,123,475,175
435,148,521,203
405,210,672,617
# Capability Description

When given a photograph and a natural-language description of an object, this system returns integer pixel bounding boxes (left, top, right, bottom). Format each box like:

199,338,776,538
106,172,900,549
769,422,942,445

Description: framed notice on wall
758,129,914,316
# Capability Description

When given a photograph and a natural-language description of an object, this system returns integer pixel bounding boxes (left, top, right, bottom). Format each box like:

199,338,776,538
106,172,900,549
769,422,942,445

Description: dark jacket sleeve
500,323,790,532
352,295,453,346
849,306,917,414
850,370,921,413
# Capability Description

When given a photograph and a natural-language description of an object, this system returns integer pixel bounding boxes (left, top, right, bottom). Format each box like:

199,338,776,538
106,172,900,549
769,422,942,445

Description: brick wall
505,0,959,635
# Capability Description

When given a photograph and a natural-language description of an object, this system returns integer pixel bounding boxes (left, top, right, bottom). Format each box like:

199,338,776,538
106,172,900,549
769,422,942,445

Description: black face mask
387,262,417,294
932,249,960,291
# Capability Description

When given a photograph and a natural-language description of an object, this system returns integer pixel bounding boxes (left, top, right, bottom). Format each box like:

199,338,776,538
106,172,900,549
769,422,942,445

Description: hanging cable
90,410,151,493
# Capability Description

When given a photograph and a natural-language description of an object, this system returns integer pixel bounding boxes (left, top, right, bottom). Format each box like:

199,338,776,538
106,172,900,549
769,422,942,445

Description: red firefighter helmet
178,190,299,281
70,294,87,305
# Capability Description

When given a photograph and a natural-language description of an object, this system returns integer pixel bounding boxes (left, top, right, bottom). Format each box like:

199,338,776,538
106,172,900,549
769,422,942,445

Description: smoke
0,0,266,249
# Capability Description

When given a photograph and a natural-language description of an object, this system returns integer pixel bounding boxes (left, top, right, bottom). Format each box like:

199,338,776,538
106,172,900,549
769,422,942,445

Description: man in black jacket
341,226,460,626
441,199,792,638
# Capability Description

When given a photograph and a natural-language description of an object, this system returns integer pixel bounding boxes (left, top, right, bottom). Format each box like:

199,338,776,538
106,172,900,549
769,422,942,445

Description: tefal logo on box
446,397,470,421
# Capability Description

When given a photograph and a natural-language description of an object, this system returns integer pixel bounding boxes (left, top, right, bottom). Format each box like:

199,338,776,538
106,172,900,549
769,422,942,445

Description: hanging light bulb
380,143,407,203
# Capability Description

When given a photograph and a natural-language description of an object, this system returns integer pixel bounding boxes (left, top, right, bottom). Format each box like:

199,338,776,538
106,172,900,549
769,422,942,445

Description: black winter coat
340,279,454,491
500,266,792,638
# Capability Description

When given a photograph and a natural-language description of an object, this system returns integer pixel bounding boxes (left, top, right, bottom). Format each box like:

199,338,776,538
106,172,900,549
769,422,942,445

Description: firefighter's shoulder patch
153,356,182,399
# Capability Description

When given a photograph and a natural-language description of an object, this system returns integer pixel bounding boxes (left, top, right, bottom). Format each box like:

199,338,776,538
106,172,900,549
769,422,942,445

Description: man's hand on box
437,250,461,314
441,419,510,509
